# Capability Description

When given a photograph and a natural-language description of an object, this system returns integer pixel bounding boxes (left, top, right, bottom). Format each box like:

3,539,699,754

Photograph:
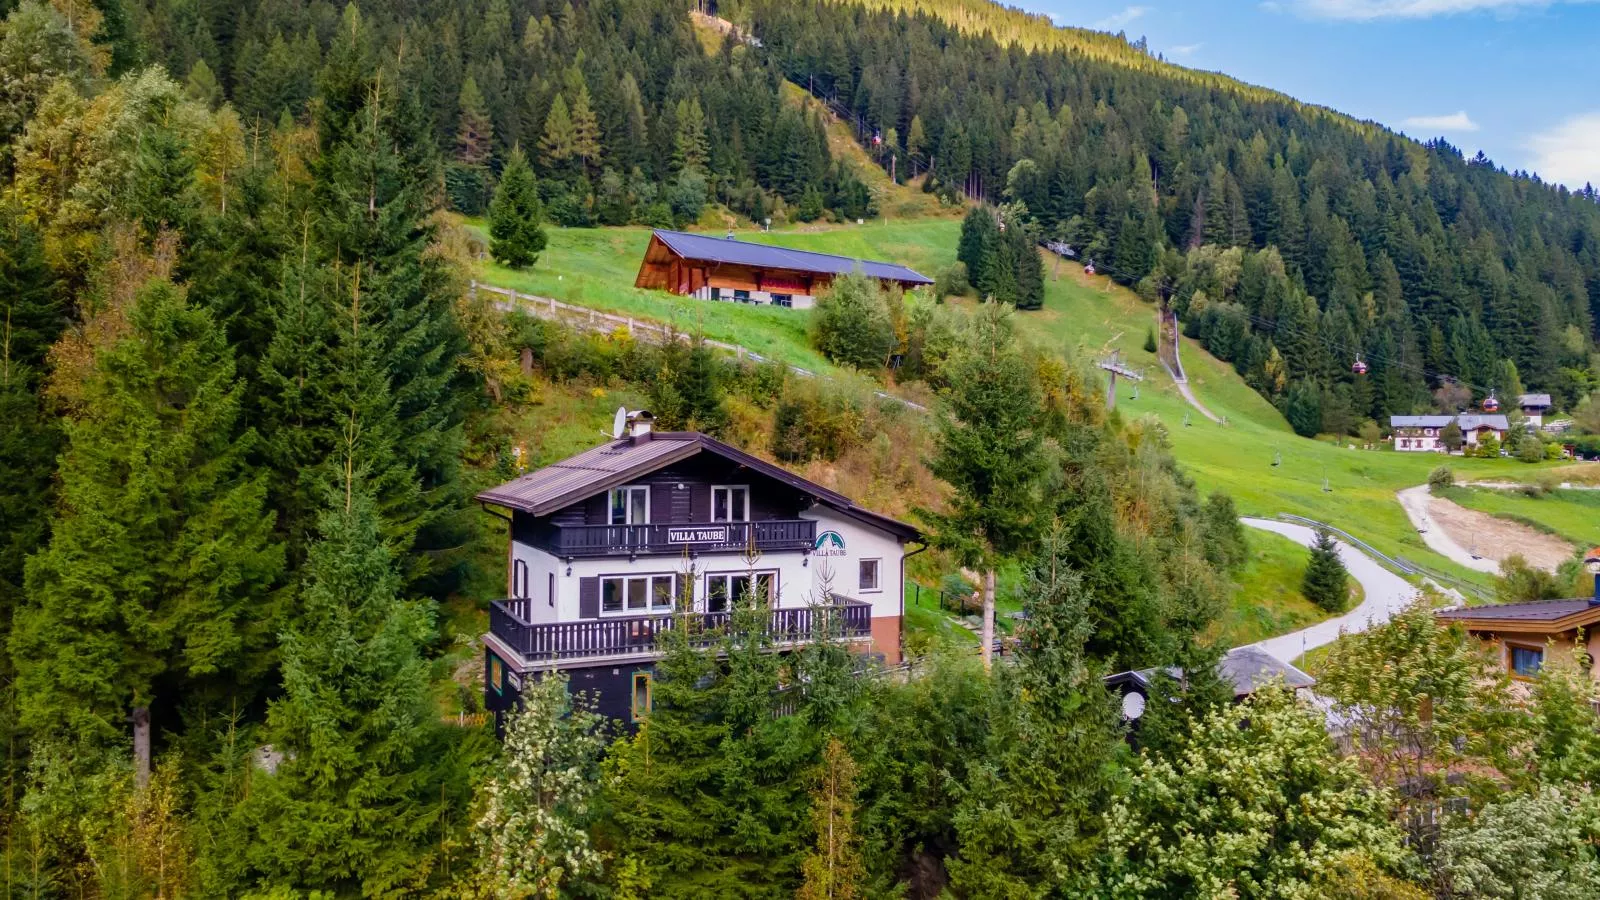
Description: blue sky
1026,0,1600,189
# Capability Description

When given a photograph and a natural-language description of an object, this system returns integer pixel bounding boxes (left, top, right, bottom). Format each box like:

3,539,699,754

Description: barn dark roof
650,229,933,285
1106,647,1314,700
477,431,920,541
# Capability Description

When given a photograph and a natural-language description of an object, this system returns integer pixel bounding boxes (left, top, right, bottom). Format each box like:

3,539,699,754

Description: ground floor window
734,289,751,303
710,287,723,301
772,293,792,308
859,558,881,592
631,672,652,721
706,571,777,612
1510,644,1544,677
488,654,504,694
602,574,677,614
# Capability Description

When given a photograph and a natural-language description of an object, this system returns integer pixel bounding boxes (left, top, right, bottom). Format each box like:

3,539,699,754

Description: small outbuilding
633,228,932,309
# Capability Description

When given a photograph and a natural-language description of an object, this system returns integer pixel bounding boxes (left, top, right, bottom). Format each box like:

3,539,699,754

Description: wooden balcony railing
540,519,817,558
489,597,871,663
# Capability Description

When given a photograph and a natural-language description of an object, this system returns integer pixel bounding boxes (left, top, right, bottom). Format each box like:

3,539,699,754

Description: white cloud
1402,111,1480,132
1287,0,1593,19
1095,5,1149,29
1527,112,1600,188
1167,42,1204,57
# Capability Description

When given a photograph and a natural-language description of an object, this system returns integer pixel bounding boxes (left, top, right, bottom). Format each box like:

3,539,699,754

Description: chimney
1587,548,1600,606
627,410,655,440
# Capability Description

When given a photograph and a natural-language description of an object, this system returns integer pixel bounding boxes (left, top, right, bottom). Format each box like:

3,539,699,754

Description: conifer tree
672,96,708,174
957,206,995,291
568,79,601,172
539,93,576,169
12,278,284,751
236,475,442,894
488,145,547,270
948,528,1121,895
297,80,470,593
798,738,866,900
1302,528,1349,613
921,302,1045,669
446,76,494,214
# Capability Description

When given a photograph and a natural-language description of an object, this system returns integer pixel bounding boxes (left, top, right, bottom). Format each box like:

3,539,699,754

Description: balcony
488,596,871,665
539,519,817,558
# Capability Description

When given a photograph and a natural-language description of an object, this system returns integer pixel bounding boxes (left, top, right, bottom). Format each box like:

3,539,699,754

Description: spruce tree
12,278,284,749
488,145,547,270
798,738,866,900
948,528,1121,895
280,75,470,594
1302,528,1350,613
957,206,994,291
237,476,443,893
921,302,1046,669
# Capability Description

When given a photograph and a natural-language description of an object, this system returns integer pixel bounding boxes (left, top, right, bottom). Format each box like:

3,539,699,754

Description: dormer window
609,485,650,525
712,485,750,522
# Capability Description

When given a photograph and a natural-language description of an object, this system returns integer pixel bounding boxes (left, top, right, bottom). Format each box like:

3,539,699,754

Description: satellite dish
1121,691,1146,721
612,406,628,439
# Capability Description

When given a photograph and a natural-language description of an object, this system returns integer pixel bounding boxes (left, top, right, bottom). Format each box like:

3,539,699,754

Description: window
712,485,749,522
733,289,751,303
631,672,652,721
608,485,650,525
513,559,529,599
706,571,777,612
547,572,556,608
859,558,882,593
710,287,723,301
772,293,793,308
488,654,504,694
601,574,677,615
1511,645,1544,677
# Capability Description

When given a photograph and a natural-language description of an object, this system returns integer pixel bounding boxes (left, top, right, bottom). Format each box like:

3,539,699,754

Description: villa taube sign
667,525,731,545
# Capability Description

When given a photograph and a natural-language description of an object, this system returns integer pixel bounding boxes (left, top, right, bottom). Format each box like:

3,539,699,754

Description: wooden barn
633,228,932,309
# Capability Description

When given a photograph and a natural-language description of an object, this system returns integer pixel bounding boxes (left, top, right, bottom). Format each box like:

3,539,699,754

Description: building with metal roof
1390,413,1510,452
476,410,922,730
633,228,932,310
1438,596,1600,681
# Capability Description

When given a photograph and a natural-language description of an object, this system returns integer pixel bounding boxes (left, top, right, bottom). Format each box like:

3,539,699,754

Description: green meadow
478,218,1584,587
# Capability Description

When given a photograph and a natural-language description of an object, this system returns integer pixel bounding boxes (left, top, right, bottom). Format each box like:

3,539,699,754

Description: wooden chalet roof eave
1442,607,1600,634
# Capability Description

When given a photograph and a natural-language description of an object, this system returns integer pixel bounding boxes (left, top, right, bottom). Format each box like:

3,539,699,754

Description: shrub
811,272,895,371
935,261,969,300
1428,466,1454,489
1476,434,1502,458
771,378,865,463
1143,326,1158,354
1518,434,1547,463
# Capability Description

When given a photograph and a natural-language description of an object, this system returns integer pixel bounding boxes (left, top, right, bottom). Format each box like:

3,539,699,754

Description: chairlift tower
1099,351,1143,411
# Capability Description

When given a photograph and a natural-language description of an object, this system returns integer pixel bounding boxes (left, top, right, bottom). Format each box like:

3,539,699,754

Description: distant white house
1519,393,1554,428
1390,414,1510,453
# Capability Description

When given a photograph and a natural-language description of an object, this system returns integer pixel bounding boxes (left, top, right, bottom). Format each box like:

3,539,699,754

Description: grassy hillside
476,218,1584,584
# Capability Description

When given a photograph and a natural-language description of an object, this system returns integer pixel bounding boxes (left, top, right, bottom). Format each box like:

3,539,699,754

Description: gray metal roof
1111,647,1314,699
1390,414,1509,431
1437,598,1596,622
1217,646,1316,697
1520,394,1553,408
477,431,920,540
651,229,933,285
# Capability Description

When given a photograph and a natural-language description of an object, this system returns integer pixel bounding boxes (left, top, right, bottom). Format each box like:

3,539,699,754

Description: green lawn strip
1215,528,1345,648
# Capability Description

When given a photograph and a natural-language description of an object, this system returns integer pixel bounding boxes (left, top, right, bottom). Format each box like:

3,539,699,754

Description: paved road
1241,518,1421,663
1395,485,1500,574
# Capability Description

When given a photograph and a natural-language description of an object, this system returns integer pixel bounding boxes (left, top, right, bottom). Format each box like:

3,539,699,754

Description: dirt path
1396,484,1572,573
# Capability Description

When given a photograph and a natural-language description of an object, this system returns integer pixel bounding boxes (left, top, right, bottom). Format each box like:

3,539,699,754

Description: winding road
1241,518,1421,663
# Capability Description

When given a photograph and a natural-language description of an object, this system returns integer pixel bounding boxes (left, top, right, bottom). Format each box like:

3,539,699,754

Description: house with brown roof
1436,595,1600,679
634,229,932,309
476,409,922,728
